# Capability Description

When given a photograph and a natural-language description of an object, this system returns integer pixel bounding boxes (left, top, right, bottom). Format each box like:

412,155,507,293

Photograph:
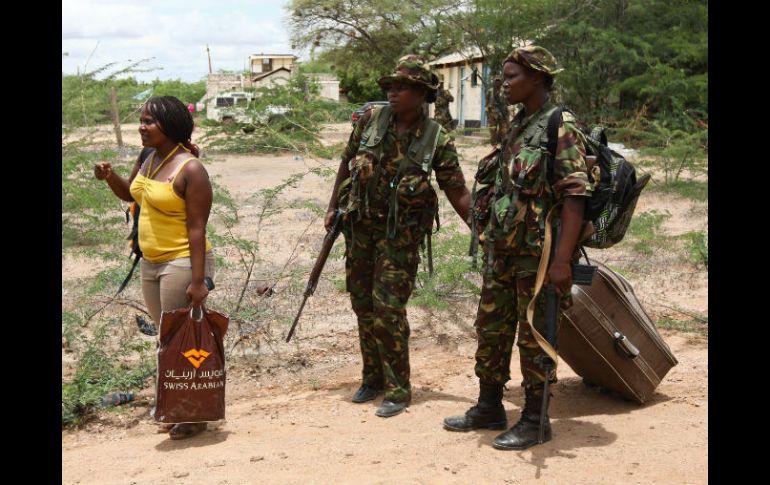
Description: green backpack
468,107,651,264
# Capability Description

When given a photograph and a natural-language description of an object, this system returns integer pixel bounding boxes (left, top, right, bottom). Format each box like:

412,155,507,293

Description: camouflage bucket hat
504,45,563,76
377,54,440,92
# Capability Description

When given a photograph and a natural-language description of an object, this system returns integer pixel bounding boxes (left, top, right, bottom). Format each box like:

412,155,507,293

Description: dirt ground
62,123,708,485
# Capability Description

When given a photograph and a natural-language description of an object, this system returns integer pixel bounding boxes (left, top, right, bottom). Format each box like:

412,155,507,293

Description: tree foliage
62,60,206,128
287,0,462,102
289,0,707,131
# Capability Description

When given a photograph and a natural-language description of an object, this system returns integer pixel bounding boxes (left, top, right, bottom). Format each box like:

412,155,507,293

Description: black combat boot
492,387,552,450
351,384,382,403
443,382,507,431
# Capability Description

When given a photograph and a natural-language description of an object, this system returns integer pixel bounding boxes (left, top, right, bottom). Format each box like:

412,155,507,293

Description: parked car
351,101,389,125
206,91,289,126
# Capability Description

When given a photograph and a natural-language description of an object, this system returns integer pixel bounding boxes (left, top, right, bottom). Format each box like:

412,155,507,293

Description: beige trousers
140,250,215,326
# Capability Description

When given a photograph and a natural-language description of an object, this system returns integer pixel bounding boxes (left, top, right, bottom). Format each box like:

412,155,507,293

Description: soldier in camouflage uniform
444,46,593,449
324,55,471,418
433,76,455,130
486,77,510,146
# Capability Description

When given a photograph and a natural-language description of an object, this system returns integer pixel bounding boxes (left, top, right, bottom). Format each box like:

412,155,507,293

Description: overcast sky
62,0,303,83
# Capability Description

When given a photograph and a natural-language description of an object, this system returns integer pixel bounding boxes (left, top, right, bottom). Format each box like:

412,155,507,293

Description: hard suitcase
559,261,678,403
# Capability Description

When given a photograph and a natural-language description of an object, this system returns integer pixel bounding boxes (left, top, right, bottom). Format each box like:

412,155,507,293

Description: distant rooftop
428,47,483,66
249,54,297,58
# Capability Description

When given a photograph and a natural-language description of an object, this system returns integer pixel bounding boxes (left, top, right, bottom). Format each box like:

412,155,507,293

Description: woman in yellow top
94,95,214,440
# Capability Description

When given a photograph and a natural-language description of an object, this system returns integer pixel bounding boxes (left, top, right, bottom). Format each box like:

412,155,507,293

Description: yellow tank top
129,156,212,263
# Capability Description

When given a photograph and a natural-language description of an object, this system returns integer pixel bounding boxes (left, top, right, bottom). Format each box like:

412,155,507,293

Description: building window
262,58,273,72
471,66,479,87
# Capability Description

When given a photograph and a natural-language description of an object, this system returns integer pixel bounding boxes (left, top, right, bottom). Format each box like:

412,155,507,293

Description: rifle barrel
285,210,344,343
286,293,309,342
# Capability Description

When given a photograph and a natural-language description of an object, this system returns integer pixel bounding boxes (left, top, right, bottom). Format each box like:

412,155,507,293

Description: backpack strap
115,253,141,296
117,148,154,295
139,147,154,166
362,106,392,217
545,107,563,186
408,118,442,174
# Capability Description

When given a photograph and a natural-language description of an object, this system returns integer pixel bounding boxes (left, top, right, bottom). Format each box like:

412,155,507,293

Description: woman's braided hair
144,96,200,157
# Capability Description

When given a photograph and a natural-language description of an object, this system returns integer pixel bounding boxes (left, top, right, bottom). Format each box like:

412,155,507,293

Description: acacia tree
287,0,462,102
537,0,707,126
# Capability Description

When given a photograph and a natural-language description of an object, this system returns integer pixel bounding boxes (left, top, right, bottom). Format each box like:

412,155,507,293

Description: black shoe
443,382,507,431
375,400,409,418
443,404,507,431
492,415,551,450
351,384,380,403
135,315,157,336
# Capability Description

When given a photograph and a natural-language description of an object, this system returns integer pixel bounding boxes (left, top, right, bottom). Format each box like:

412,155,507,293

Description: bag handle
190,305,206,322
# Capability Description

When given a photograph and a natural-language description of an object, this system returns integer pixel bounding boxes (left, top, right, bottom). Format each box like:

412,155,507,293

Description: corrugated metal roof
428,47,484,66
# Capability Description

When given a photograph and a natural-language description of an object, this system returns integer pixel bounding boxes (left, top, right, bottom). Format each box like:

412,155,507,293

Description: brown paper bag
154,306,229,423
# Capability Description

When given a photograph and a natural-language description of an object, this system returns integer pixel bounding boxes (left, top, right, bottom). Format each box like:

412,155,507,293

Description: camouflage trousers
474,251,567,396
343,215,420,403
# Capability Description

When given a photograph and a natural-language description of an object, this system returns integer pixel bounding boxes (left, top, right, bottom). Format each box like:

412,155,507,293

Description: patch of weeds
625,210,672,255
287,198,325,216
72,247,129,263
310,142,345,160
679,231,708,269
329,239,347,261
647,180,708,201
311,165,339,180
62,320,156,428
63,218,124,248
657,317,708,336
330,275,347,293
411,227,481,310
605,264,635,279
86,263,135,296
62,148,128,249
62,310,83,351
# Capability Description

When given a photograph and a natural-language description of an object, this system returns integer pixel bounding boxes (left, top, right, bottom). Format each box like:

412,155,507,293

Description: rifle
537,222,597,444
539,219,560,444
285,209,344,342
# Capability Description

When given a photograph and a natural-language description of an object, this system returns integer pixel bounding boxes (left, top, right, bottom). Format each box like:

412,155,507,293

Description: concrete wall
253,69,292,89
429,61,488,128
310,73,340,102
250,56,295,75
201,73,245,107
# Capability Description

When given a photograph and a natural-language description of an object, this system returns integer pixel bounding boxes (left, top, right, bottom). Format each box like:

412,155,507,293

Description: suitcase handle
614,332,640,359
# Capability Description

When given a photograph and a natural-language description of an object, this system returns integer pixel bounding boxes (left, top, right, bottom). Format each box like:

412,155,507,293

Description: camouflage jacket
481,101,592,257
434,89,454,114
486,86,508,117
340,107,466,246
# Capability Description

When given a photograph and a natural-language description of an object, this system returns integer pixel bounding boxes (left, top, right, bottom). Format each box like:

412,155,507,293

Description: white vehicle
206,92,255,123
206,91,289,125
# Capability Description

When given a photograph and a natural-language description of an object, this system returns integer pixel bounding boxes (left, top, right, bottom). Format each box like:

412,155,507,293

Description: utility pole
207,44,212,74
